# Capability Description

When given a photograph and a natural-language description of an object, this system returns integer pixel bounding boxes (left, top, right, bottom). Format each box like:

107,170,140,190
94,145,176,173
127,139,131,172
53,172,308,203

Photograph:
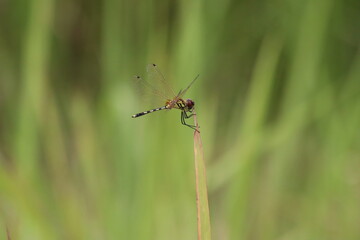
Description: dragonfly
132,63,199,132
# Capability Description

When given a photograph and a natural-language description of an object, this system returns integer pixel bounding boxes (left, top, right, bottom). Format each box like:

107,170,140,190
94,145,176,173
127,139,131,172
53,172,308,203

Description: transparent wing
178,74,200,98
133,75,170,101
146,63,176,100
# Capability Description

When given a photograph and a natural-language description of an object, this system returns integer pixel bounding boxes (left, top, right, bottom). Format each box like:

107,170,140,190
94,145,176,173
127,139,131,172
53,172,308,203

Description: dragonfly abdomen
132,106,167,118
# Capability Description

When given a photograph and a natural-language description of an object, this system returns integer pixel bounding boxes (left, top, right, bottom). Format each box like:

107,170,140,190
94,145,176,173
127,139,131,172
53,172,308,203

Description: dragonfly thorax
164,98,195,112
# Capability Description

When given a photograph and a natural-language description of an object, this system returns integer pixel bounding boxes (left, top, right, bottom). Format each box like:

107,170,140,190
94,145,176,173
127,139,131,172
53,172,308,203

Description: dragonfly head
185,99,195,110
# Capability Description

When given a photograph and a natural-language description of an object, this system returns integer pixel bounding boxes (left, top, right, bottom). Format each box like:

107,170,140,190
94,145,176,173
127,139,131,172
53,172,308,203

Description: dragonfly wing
178,74,200,98
133,75,169,101
147,63,176,99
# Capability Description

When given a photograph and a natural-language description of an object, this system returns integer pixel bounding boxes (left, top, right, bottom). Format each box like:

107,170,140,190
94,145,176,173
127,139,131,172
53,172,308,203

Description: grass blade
193,111,211,240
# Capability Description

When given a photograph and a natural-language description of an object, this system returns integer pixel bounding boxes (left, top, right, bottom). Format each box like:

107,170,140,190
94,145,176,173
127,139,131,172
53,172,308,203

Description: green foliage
0,0,359,239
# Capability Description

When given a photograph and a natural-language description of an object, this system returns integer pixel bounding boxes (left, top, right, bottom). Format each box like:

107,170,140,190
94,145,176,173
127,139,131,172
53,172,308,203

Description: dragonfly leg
183,111,194,119
181,111,200,132
183,110,199,128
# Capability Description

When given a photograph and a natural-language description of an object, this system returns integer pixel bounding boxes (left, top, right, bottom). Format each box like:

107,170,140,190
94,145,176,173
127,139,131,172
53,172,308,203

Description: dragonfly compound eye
186,99,195,109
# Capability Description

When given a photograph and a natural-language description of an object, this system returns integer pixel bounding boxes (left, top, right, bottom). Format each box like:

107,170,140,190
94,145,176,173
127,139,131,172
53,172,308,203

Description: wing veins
133,75,169,100
178,74,200,98
147,64,177,99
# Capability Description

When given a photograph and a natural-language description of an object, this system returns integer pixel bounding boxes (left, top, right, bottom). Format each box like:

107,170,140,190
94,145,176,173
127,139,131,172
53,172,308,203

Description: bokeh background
1,0,360,239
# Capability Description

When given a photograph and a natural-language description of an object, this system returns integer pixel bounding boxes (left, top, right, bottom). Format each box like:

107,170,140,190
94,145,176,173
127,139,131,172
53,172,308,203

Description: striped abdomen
132,106,167,118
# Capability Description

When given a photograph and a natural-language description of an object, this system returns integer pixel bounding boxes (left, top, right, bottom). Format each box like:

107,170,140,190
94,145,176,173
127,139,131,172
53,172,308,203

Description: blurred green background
0,0,360,239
